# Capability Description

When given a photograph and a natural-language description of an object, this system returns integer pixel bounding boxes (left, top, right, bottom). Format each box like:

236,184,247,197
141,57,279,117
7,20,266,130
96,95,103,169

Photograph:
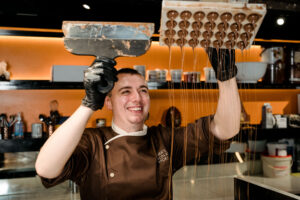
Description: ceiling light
82,4,90,10
276,17,285,26
16,13,38,17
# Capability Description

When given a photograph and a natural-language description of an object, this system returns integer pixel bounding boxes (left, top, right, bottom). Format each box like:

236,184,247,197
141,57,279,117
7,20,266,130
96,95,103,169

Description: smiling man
35,48,241,200
106,71,150,132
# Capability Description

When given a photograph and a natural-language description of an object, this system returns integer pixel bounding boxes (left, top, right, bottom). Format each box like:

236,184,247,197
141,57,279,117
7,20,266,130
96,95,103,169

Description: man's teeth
129,107,142,111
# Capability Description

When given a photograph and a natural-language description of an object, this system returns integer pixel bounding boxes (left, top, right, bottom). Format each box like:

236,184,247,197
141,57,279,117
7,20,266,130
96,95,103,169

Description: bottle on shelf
14,112,24,139
38,100,61,137
289,48,300,84
50,100,61,130
0,114,10,140
261,103,275,129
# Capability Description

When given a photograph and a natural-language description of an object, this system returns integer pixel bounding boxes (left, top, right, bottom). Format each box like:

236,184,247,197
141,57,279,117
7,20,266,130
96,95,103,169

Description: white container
52,65,89,82
267,142,287,156
274,114,287,128
236,62,267,83
261,155,292,177
170,69,182,83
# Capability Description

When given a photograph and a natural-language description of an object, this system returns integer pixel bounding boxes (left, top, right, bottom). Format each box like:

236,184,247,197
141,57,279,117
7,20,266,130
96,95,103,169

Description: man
35,48,241,199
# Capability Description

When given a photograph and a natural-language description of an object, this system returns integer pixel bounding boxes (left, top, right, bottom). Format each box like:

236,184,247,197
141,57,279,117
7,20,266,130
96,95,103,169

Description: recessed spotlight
82,4,90,10
16,13,38,16
276,17,285,26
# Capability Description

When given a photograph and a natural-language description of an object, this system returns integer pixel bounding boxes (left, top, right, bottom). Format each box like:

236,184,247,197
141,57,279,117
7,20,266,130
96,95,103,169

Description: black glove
82,59,118,111
206,47,237,82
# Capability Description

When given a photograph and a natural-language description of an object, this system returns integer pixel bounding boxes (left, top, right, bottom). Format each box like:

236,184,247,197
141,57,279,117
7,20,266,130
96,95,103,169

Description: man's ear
105,95,112,110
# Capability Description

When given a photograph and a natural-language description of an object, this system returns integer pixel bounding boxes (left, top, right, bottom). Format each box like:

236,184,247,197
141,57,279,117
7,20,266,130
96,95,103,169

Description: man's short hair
117,68,141,76
107,68,143,97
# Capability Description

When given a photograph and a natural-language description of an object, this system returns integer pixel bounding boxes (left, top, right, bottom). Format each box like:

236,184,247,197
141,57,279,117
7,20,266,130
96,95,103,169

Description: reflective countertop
1,152,300,200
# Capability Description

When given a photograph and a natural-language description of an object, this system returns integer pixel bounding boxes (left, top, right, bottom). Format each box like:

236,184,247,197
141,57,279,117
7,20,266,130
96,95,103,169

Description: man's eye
121,90,130,94
141,89,148,93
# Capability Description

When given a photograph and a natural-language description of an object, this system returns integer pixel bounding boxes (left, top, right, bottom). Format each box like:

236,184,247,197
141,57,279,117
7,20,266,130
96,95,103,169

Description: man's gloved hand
82,59,118,111
206,47,237,82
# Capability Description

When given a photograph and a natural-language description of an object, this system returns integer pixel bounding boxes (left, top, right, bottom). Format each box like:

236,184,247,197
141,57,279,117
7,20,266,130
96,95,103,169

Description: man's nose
131,90,142,101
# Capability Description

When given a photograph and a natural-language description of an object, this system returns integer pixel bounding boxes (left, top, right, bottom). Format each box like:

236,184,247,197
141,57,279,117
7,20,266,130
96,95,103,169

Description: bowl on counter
236,62,267,83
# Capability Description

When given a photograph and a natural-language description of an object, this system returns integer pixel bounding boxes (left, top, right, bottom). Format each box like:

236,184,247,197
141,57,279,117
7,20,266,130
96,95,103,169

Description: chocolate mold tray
159,0,266,49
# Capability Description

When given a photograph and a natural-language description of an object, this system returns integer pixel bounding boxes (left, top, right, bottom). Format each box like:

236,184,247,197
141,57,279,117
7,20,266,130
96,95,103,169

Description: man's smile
127,106,143,112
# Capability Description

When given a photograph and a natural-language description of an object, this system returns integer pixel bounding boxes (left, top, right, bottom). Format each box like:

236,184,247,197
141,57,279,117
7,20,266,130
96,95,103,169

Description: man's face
105,73,150,130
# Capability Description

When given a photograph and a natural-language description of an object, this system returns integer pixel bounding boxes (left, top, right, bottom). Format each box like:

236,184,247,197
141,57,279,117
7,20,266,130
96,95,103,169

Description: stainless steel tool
62,21,154,92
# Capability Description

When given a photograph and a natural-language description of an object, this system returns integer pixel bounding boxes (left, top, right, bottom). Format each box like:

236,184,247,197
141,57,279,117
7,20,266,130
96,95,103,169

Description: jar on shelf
170,69,182,83
147,70,157,82
183,71,201,83
183,72,190,83
156,69,167,83
204,67,217,83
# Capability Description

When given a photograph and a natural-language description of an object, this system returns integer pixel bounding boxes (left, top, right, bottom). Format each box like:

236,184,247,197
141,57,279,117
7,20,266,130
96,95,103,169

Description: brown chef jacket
39,115,231,200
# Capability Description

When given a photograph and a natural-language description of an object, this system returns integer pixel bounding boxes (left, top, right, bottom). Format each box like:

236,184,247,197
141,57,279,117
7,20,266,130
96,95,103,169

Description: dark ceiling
0,0,300,41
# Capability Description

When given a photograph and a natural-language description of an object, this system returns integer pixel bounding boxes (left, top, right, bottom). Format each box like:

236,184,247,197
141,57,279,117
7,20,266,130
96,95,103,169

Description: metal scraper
62,21,154,92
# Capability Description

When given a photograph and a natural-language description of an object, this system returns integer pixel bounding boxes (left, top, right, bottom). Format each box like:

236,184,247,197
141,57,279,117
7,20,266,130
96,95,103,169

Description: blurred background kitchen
0,0,300,199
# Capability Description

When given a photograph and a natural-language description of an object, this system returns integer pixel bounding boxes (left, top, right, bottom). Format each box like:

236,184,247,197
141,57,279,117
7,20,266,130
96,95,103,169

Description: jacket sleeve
170,115,232,170
39,128,97,188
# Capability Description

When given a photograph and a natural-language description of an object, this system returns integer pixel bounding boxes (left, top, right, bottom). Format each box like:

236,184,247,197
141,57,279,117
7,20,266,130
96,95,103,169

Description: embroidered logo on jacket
157,149,169,163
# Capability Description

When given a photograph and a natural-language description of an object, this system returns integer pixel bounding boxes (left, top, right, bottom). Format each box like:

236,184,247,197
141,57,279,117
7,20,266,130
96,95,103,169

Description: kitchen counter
173,162,247,200
173,163,300,200
0,177,80,200
1,161,300,199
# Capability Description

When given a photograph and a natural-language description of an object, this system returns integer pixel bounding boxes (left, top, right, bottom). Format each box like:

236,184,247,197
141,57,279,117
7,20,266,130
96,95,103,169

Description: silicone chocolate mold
159,0,266,49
